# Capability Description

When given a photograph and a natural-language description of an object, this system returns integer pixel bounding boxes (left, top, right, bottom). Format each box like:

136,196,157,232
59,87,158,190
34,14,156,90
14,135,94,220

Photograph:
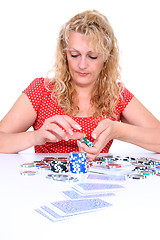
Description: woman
0,10,160,159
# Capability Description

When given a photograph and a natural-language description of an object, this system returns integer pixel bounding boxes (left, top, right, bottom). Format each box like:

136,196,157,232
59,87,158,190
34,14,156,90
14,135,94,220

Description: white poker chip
52,174,78,182
46,174,54,179
39,165,51,171
21,163,35,168
20,170,37,176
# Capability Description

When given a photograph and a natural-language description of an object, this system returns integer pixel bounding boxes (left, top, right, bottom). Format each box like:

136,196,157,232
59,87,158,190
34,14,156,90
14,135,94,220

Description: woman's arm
0,93,84,153
114,96,160,152
113,121,160,153
0,93,37,153
78,97,160,159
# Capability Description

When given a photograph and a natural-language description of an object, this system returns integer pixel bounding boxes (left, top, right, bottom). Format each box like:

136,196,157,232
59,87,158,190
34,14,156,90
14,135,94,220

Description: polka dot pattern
23,78,134,153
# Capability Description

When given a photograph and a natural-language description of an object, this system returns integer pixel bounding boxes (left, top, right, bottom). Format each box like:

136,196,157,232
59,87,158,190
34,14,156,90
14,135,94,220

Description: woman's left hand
78,119,117,160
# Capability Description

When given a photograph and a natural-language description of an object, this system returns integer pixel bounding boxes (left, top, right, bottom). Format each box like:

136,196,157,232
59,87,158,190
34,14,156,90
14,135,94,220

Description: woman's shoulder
120,86,134,100
24,77,55,94
28,77,46,89
114,85,134,114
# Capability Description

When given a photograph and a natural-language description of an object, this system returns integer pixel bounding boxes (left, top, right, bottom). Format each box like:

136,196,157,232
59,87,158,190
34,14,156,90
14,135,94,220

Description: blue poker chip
69,152,87,174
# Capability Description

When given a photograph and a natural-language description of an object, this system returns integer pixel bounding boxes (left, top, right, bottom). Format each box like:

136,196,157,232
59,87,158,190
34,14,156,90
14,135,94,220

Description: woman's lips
77,72,89,76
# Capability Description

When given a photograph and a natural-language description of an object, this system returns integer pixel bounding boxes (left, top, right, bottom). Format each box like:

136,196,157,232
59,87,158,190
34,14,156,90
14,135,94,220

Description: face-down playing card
35,197,112,222
51,198,112,215
73,182,124,195
62,190,115,199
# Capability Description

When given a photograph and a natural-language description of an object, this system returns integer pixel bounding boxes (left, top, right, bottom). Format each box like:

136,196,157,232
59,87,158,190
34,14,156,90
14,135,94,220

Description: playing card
51,198,112,215
35,207,73,222
73,182,124,194
62,190,115,199
87,173,126,181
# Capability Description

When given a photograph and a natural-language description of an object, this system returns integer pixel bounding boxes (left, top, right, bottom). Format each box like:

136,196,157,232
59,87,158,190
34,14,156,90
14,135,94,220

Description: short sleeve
115,87,134,115
23,78,45,113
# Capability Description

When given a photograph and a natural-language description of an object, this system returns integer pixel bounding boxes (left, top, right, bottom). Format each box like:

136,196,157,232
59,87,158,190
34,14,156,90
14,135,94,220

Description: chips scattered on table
20,154,160,181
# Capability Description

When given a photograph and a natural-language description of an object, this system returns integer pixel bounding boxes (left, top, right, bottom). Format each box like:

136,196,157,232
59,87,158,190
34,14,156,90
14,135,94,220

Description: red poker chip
108,163,122,168
34,161,46,164
40,166,51,170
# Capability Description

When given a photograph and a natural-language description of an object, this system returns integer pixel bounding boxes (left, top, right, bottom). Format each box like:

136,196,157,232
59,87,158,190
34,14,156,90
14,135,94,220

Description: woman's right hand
34,115,84,145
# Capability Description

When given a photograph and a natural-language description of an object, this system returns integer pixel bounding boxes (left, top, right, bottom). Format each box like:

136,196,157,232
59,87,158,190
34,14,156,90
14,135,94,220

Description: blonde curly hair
46,10,122,119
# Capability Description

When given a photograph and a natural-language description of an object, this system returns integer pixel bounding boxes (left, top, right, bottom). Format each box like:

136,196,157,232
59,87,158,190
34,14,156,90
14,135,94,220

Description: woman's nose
79,56,87,69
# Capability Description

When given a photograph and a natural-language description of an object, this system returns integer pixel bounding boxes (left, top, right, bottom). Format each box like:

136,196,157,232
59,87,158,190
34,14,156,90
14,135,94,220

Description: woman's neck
74,93,95,117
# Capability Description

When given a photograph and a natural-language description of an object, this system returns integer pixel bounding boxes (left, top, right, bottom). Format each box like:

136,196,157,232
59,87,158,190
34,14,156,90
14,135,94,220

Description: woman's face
66,31,106,89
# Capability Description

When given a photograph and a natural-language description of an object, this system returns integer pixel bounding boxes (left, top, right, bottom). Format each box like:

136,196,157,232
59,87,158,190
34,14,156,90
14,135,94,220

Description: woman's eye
71,54,79,58
89,56,98,59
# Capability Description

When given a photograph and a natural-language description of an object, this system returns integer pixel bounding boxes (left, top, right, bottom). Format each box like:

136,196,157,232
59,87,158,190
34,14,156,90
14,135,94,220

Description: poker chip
69,152,87,174
56,157,69,161
46,174,54,179
148,158,160,166
107,163,122,168
155,166,160,170
50,160,69,173
20,170,37,176
87,160,93,168
129,173,146,180
21,163,35,168
136,158,149,164
43,157,56,164
133,164,147,170
100,157,115,162
80,138,94,147
138,170,155,176
39,165,51,171
33,161,47,167
52,174,78,182
122,158,130,162
114,156,129,161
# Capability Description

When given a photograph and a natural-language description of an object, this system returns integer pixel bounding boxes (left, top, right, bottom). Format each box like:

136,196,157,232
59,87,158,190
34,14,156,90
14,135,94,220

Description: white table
0,152,160,240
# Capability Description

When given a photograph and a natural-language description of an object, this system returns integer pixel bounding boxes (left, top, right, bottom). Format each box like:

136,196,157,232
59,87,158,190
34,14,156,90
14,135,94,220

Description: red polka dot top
23,78,134,153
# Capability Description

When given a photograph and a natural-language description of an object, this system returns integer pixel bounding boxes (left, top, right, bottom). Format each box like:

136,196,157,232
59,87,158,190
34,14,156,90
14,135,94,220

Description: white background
0,0,160,153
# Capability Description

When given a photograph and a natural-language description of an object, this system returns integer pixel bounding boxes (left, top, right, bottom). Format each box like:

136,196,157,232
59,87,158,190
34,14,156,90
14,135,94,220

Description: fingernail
75,124,82,130
65,136,69,141
68,129,73,135
77,140,82,147
92,133,96,139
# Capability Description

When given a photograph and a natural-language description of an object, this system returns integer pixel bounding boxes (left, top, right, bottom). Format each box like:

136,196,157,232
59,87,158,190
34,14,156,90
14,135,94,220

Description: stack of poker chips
50,158,69,174
69,152,87,174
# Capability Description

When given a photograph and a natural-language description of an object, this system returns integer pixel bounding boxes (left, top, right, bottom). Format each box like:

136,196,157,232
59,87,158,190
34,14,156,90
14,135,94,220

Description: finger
91,119,109,140
44,130,61,142
49,115,81,135
77,141,98,155
86,152,98,160
45,123,68,141
93,127,112,150
67,132,85,140
77,141,99,160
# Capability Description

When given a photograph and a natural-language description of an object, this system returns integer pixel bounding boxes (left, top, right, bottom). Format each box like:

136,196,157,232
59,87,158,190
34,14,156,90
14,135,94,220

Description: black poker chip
50,160,69,173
